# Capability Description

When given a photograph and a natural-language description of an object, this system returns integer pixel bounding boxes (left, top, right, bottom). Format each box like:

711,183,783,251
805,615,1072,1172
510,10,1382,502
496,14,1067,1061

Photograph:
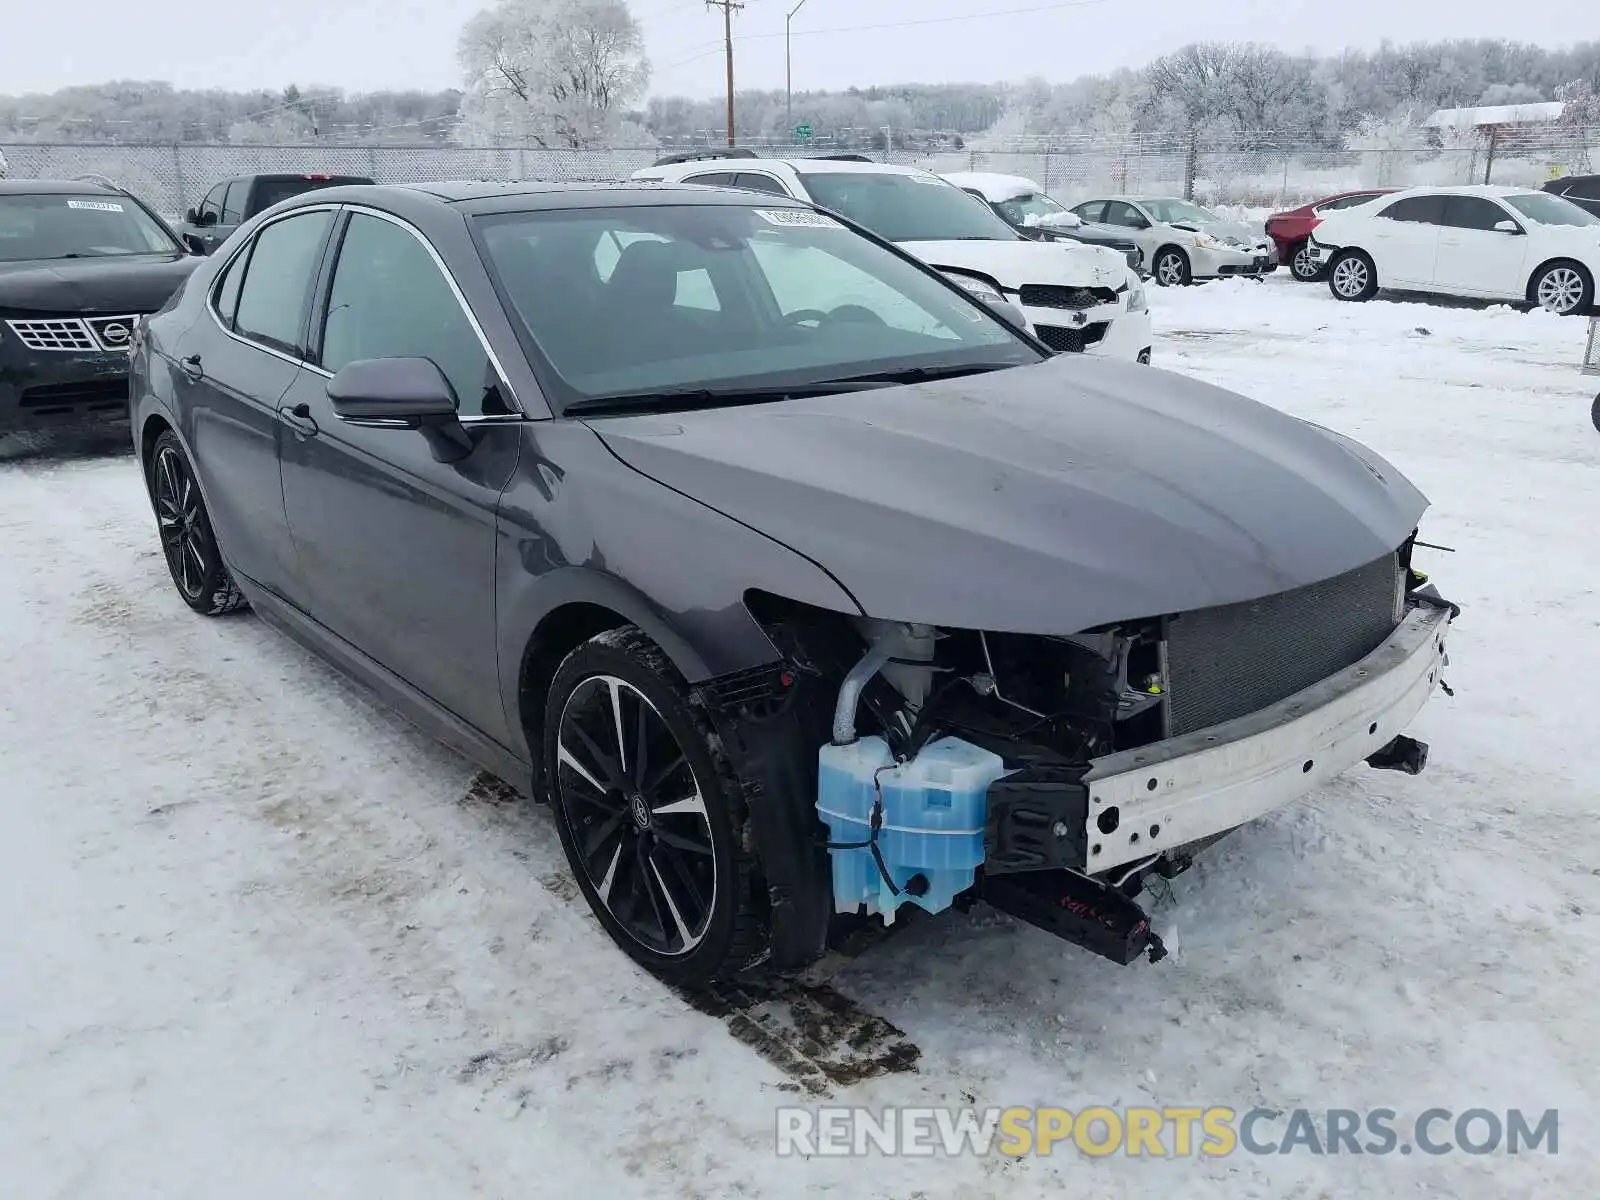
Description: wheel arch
139,410,175,469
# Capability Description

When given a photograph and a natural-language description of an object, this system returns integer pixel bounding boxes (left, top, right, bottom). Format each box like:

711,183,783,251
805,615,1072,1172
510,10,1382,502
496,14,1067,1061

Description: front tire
543,626,767,985
1529,261,1593,316
1290,242,1323,281
146,431,246,616
1153,247,1191,287
1328,250,1378,302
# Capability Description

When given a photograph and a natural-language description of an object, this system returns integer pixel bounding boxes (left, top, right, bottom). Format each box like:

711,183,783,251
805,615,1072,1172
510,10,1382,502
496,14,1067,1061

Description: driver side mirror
1493,219,1522,234
327,357,473,462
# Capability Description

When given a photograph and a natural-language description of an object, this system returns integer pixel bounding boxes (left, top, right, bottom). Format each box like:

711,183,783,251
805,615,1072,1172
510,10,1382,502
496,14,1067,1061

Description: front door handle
279,402,319,438
179,354,204,381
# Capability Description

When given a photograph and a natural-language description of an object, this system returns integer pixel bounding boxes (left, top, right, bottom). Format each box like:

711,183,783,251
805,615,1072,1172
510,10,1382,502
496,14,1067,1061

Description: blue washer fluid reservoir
817,735,1010,922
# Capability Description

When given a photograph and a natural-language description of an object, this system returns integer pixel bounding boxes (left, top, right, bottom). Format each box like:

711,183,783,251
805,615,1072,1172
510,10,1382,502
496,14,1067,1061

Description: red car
1267,189,1396,281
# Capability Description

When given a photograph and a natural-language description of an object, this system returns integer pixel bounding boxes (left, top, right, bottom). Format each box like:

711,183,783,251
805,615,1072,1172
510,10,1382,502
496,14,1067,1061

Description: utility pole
786,0,810,143
706,0,744,147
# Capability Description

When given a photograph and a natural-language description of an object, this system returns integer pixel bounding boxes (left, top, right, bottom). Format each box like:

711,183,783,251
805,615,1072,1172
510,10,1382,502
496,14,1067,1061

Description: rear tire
1328,250,1377,302
1153,247,1191,287
542,625,767,986
1528,260,1592,316
146,430,246,616
1290,242,1323,281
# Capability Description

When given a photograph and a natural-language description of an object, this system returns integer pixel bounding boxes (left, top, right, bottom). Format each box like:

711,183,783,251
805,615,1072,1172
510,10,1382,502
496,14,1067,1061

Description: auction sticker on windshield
752,209,845,229
66,199,125,212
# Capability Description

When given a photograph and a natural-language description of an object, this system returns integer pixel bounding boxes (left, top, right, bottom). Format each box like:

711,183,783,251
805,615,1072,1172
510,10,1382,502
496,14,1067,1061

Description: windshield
995,192,1071,227
799,171,1020,243
1142,198,1221,225
0,193,180,261
1504,192,1599,228
475,203,1038,411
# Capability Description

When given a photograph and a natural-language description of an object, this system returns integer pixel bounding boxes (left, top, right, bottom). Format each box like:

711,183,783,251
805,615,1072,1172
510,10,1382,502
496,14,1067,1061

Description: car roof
1384,184,1540,198
271,179,813,216
939,172,1044,201
0,178,128,196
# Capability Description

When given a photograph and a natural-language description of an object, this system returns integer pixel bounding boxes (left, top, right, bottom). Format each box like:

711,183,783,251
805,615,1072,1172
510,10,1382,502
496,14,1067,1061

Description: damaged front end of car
694,533,1457,973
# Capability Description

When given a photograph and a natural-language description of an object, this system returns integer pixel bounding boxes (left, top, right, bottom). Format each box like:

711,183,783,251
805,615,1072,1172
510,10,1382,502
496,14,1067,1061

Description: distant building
1424,103,1567,183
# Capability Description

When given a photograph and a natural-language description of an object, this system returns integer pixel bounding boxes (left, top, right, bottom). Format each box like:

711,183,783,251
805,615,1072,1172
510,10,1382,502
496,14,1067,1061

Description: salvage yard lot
3,276,1597,1198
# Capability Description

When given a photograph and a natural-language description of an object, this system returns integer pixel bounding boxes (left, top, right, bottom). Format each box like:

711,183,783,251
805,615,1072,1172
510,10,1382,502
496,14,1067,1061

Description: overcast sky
0,0,1583,100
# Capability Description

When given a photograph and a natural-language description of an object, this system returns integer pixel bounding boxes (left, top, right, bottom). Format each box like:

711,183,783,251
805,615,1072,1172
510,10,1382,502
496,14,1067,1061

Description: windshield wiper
827,362,1016,387
565,379,891,417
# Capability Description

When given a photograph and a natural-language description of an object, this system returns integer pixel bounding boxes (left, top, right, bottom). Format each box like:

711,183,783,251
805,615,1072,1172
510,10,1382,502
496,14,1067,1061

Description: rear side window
1379,195,1446,224
253,176,368,212
1071,201,1106,223
319,212,502,417
1441,196,1515,231
233,210,333,354
735,172,790,196
683,172,741,188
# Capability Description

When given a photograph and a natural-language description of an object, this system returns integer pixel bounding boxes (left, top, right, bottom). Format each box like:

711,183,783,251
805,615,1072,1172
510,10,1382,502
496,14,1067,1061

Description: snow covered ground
3,276,1597,1198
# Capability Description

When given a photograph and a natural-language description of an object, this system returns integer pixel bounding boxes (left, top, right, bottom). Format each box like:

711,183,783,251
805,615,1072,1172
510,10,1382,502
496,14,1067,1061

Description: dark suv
1542,174,1600,219
177,173,374,254
1,178,198,434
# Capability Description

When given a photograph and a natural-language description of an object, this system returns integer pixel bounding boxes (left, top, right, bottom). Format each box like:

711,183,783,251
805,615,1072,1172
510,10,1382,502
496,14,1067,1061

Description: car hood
899,238,1129,288
0,253,200,314
590,355,1429,634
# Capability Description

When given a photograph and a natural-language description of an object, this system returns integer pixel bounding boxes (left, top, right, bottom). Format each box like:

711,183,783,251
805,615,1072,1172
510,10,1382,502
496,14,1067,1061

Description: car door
184,182,227,254
1434,195,1530,297
1362,194,1447,285
276,207,522,746
1102,201,1157,255
174,207,335,604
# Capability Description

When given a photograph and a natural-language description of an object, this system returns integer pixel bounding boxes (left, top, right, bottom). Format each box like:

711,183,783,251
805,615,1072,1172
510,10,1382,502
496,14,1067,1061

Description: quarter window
734,172,791,196
683,172,740,188
212,248,247,326
319,212,503,417
233,210,333,354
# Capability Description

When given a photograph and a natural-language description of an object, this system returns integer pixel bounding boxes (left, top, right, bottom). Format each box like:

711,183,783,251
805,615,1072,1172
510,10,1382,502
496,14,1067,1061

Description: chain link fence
4,130,1595,219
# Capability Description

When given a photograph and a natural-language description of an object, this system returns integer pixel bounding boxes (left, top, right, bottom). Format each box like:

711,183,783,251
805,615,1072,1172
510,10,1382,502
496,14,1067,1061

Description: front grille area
1036,322,1109,353
1019,284,1120,310
19,378,129,414
7,314,139,353
1164,552,1402,736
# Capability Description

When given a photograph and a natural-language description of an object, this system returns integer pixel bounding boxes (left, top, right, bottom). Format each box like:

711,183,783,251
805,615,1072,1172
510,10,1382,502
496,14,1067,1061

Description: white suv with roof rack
632,151,1153,362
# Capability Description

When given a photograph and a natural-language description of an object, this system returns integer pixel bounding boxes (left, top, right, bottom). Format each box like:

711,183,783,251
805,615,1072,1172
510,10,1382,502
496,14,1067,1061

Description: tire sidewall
542,633,748,984
1291,243,1322,281
1328,251,1375,301
1154,248,1189,287
1531,261,1594,316
147,430,232,614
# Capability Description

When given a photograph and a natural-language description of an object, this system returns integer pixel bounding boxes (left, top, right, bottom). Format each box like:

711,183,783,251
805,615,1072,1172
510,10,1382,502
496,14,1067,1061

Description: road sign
795,123,813,141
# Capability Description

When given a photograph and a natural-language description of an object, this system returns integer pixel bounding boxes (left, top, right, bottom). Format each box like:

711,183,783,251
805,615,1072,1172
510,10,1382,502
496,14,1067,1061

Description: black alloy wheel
543,627,765,983
147,430,245,615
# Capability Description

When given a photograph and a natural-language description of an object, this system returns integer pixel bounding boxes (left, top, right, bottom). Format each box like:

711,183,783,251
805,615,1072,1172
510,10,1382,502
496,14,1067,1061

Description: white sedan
1306,184,1599,315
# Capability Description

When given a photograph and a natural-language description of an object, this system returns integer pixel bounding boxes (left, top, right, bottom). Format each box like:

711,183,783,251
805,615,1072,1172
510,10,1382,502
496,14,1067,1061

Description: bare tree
458,0,649,149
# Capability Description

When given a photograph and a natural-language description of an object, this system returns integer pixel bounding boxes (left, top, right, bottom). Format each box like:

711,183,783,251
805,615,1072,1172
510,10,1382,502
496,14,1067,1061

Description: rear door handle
279,402,319,438
179,354,204,381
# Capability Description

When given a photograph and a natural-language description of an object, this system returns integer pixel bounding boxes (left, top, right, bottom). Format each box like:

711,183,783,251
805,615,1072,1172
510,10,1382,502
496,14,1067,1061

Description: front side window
232,209,333,353
798,171,1019,242
222,180,251,224
198,184,226,222
1379,195,1446,224
1504,192,1600,227
0,193,181,262
476,203,1037,410
320,212,502,416
1441,196,1516,231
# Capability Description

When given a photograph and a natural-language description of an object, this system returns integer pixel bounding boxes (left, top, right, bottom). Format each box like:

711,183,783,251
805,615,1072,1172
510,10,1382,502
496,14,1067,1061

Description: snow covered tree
457,0,650,149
